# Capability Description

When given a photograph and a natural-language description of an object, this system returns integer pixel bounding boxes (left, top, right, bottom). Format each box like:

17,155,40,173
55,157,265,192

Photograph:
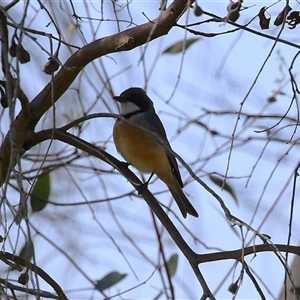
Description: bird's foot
136,173,154,195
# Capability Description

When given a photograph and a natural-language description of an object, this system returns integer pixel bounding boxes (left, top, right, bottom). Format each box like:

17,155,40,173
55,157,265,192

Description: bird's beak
113,96,125,103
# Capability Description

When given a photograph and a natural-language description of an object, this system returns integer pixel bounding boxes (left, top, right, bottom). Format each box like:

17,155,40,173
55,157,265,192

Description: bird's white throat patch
120,101,141,115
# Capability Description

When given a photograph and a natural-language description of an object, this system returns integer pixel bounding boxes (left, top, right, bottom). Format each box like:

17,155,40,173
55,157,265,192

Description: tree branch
27,127,300,297
0,0,195,186
28,127,216,298
0,278,59,299
196,244,300,263
0,252,67,300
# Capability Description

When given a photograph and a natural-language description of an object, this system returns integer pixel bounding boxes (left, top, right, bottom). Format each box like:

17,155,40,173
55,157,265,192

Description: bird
112,87,198,218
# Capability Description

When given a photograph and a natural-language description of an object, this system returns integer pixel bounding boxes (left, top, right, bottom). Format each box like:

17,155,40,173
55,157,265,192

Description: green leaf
95,271,127,292
167,254,178,277
19,239,34,261
209,175,238,204
10,239,34,271
30,173,50,213
163,38,199,54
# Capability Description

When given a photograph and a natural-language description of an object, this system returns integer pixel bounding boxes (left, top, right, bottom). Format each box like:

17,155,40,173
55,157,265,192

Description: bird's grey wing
140,112,184,188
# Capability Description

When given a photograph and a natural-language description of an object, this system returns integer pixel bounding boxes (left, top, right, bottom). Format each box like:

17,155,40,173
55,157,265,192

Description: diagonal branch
0,0,195,186
0,251,67,300
29,127,215,298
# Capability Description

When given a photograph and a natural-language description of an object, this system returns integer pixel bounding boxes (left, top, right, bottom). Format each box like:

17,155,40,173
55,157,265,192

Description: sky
1,1,300,299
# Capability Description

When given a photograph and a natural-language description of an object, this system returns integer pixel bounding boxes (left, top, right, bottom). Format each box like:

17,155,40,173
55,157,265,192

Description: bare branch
0,0,194,186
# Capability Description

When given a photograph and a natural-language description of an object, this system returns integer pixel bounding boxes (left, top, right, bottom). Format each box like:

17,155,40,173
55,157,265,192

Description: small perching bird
113,87,198,218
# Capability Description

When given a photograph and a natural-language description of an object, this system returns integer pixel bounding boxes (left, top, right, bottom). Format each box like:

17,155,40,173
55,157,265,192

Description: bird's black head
113,87,153,111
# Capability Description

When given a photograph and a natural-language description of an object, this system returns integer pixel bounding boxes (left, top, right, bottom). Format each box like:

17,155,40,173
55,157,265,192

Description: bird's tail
170,186,198,218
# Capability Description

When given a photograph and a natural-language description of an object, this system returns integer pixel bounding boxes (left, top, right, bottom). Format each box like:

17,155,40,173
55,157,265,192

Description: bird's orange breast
113,120,172,177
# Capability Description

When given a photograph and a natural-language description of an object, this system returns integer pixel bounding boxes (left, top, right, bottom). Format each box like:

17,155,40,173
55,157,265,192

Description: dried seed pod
228,281,239,294
9,37,17,57
274,5,292,26
226,0,243,22
259,6,270,29
194,3,203,16
18,272,29,285
0,87,8,108
17,44,31,64
42,57,60,75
